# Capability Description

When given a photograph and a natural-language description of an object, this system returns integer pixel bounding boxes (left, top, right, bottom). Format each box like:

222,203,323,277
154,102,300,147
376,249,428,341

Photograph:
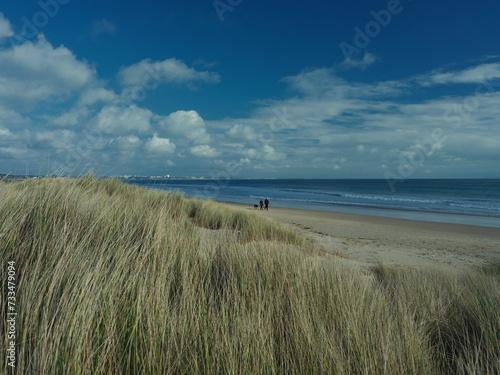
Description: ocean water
123,178,500,228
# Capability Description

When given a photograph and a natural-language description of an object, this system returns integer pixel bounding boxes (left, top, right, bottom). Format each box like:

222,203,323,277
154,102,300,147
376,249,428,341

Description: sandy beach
223,202,500,270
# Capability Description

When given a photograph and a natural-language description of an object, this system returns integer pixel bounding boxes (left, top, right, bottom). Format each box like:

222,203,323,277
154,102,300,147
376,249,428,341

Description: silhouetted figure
264,198,269,210
260,199,264,210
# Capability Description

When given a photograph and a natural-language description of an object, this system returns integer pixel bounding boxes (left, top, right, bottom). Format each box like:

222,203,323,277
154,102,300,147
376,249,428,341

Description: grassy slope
0,176,499,374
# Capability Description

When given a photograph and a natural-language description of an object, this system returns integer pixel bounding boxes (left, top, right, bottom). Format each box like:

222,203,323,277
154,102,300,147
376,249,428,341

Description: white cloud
0,35,96,104
33,130,76,149
225,124,257,140
419,63,500,86
341,52,377,70
0,106,30,127
112,135,142,150
0,13,13,40
94,105,153,135
209,61,500,177
261,145,286,161
144,134,176,154
0,146,27,158
77,88,116,107
46,107,90,127
241,148,258,159
281,67,346,97
0,22,498,179
106,136,143,162
190,144,219,158
117,58,220,88
157,110,210,144
0,123,27,158
0,126,13,138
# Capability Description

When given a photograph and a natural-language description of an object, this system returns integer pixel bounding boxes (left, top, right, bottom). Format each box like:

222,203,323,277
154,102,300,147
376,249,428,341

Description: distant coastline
3,174,500,227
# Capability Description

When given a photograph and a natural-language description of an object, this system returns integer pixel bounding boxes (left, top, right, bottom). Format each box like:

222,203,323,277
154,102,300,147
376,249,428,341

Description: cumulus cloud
117,58,220,88
225,124,257,140
112,135,142,150
0,121,27,160
94,105,153,135
240,148,258,159
33,130,76,150
211,60,500,177
0,13,13,40
77,88,116,107
261,145,286,161
0,106,30,127
0,35,96,104
157,110,210,144
144,134,176,154
0,146,27,159
0,126,13,138
45,107,90,127
190,145,219,158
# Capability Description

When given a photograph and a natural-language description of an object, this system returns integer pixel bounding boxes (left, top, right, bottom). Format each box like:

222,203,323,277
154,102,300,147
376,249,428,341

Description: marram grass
0,176,499,374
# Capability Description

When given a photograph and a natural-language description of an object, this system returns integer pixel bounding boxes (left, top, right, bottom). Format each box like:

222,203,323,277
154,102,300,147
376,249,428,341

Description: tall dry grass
0,176,498,374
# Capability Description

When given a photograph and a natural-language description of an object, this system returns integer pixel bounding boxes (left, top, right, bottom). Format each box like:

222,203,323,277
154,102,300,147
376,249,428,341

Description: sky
0,0,499,179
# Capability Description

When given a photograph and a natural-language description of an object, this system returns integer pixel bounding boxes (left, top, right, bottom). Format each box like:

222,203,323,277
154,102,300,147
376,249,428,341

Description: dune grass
0,176,499,374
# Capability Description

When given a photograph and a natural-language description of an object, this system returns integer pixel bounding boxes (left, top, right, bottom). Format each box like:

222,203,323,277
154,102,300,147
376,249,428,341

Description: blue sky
0,0,499,178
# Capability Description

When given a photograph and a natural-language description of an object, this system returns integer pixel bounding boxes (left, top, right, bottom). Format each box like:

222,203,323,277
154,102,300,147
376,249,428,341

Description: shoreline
123,179,500,227
221,201,500,237
221,201,500,270
214,199,500,228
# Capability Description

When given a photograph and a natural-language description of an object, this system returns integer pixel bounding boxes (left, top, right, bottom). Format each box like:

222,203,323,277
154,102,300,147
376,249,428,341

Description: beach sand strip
223,202,500,270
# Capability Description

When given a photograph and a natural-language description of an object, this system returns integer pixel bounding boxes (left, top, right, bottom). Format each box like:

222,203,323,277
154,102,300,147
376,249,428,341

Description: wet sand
223,202,500,270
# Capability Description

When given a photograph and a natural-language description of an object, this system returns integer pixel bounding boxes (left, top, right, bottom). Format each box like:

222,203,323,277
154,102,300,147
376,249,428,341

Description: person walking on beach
260,199,264,210
264,198,269,210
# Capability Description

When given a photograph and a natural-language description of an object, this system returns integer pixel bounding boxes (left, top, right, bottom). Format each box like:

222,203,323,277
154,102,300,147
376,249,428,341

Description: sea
123,178,500,228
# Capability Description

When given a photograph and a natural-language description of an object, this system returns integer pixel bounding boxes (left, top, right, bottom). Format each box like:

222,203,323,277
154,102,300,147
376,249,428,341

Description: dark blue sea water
123,178,500,228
